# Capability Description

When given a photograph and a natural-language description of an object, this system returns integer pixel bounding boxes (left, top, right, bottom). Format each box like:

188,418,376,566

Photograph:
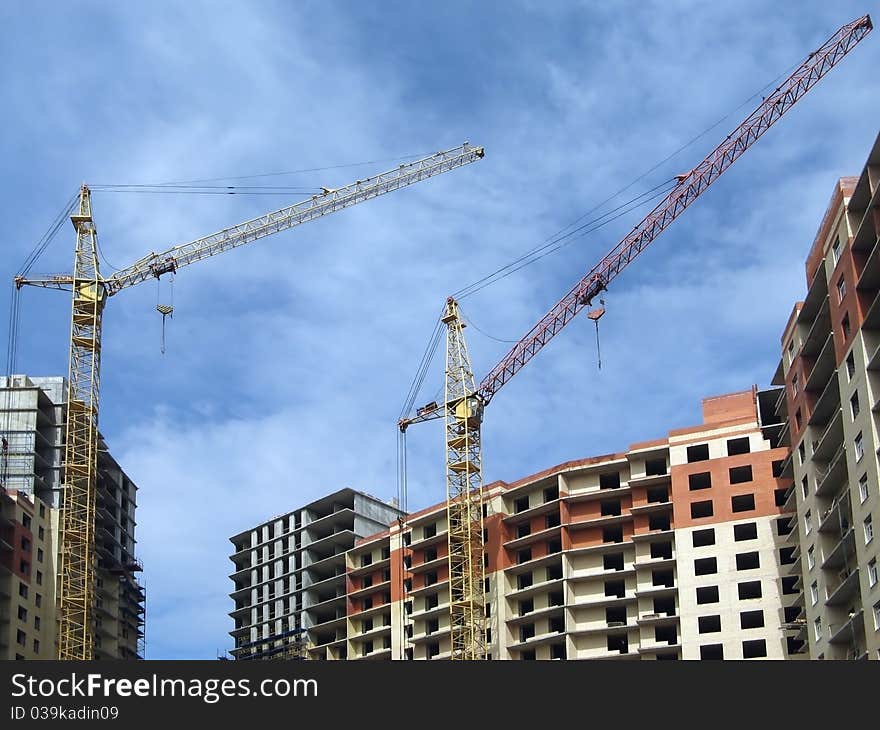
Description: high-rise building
228,488,404,660
341,388,800,660
772,131,880,660
0,375,145,659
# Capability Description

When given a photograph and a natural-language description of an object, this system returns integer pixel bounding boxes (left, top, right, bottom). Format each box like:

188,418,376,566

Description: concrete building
228,488,404,660
342,388,800,660
772,131,880,660
0,375,145,660
0,488,57,658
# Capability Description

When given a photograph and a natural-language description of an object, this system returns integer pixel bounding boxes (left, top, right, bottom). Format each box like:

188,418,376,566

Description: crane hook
586,299,606,370
156,273,175,355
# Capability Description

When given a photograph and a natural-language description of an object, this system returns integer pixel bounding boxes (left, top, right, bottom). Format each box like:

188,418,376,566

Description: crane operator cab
454,396,483,429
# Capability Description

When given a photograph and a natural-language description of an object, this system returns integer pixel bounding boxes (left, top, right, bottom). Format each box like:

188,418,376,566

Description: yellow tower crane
399,15,872,660
15,142,485,660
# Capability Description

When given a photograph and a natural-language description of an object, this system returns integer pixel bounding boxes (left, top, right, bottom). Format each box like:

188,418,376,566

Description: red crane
398,14,872,661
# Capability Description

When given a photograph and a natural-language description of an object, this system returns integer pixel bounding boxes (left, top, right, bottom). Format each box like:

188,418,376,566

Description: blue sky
2,1,878,659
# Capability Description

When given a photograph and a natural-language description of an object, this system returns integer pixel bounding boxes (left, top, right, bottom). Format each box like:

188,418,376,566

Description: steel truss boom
14,142,484,661
476,15,870,405
17,143,485,296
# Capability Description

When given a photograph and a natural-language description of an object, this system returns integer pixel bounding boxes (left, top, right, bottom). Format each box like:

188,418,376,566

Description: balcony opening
519,598,534,616
727,437,751,456
603,552,624,571
427,642,440,659
546,563,563,581
425,592,439,609
423,523,437,539
551,643,566,659
545,512,561,529
517,523,531,539
602,525,624,544
731,494,756,513
783,606,801,623
655,624,677,645
601,499,622,517
604,579,626,598
779,546,796,565
742,639,767,658
517,548,532,565
543,485,559,503
549,616,564,633
649,514,671,531
698,615,721,634
687,444,710,463
606,606,627,626
735,552,760,570
654,595,676,616
781,576,799,595
599,472,621,490
520,649,536,660
652,568,674,588
699,644,723,660
692,528,715,547
645,458,667,476
520,624,536,642
647,486,669,503
729,466,753,485
650,541,673,560
607,633,628,654
517,573,533,590
740,610,764,629
786,637,805,654
549,590,564,607
514,497,530,514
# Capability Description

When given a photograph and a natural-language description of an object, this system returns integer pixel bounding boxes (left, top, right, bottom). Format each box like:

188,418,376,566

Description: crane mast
441,298,486,660
399,14,871,661
57,188,104,660
16,142,484,660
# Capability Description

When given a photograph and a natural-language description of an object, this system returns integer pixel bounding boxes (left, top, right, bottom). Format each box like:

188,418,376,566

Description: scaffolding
235,627,309,661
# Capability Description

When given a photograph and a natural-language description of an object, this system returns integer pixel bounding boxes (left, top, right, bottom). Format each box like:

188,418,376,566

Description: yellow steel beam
442,298,486,660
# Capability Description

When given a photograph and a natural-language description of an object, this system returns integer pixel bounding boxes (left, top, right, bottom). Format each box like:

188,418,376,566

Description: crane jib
475,14,872,406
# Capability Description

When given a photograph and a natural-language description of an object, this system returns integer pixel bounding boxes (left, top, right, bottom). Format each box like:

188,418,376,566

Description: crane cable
397,54,803,417
453,179,678,302
87,150,443,196
395,180,674,422
3,190,79,489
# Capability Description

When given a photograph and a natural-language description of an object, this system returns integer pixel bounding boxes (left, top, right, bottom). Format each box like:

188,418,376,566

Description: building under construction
0,375,145,659
229,388,802,660
228,129,880,661
772,131,880,660
228,488,404,660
